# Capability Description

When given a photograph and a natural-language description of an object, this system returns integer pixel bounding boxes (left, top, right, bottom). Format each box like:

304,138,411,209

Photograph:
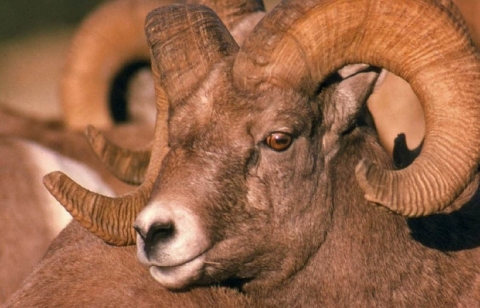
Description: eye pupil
266,132,293,151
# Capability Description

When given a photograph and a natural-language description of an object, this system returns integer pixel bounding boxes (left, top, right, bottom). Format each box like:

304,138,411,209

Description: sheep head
45,0,480,292
134,41,382,289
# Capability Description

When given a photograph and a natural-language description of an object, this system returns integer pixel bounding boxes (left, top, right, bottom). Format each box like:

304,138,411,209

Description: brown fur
243,128,480,306
0,139,58,303
3,222,252,307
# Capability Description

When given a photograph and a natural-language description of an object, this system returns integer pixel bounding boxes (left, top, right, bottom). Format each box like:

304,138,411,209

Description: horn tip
84,125,101,142
85,125,108,152
43,171,66,191
355,159,396,211
42,170,137,247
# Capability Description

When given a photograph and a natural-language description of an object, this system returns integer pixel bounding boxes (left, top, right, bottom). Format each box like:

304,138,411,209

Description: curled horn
233,0,480,217
61,0,163,130
44,3,240,245
84,0,265,184
43,172,149,245
85,125,151,185
44,61,168,245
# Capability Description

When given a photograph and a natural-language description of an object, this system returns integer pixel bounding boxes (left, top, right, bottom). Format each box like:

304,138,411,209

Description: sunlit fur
0,138,113,304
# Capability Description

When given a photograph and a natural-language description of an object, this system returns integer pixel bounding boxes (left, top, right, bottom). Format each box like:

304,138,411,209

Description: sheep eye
265,132,293,151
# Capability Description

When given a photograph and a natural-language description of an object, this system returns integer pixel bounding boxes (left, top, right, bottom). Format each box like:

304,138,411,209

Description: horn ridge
145,4,240,105
85,126,151,185
43,171,149,245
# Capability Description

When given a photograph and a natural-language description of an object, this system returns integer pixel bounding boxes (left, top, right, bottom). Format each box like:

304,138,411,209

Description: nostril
133,225,147,242
144,222,175,255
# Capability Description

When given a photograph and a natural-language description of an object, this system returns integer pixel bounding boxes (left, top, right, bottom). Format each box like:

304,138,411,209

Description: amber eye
265,132,293,151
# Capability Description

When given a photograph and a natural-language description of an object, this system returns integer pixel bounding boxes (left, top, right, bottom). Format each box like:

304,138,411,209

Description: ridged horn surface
43,171,147,245
61,0,165,130
233,0,480,217
85,125,152,185
145,4,240,105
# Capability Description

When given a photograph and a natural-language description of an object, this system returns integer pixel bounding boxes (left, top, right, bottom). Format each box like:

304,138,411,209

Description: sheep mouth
149,253,207,290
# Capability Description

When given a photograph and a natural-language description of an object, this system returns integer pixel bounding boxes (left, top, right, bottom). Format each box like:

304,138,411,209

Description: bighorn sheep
0,138,114,304
60,0,478,154
6,0,480,306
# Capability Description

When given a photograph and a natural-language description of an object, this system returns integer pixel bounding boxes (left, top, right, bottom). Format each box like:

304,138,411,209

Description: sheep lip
149,253,207,289
157,252,205,269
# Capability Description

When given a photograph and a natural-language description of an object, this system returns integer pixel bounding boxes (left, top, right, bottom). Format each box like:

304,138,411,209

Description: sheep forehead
168,61,312,155
167,108,249,164
170,95,301,153
168,73,246,148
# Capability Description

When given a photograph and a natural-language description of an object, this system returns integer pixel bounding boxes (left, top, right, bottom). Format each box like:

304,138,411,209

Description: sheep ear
321,65,382,136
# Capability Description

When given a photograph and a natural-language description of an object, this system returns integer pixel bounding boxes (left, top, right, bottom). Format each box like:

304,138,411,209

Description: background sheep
0,138,114,303
0,104,156,304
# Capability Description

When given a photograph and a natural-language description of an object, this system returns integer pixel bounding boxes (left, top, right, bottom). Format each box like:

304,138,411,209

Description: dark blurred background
0,1,103,41
0,0,280,41
0,0,278,120
0,1,111,120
